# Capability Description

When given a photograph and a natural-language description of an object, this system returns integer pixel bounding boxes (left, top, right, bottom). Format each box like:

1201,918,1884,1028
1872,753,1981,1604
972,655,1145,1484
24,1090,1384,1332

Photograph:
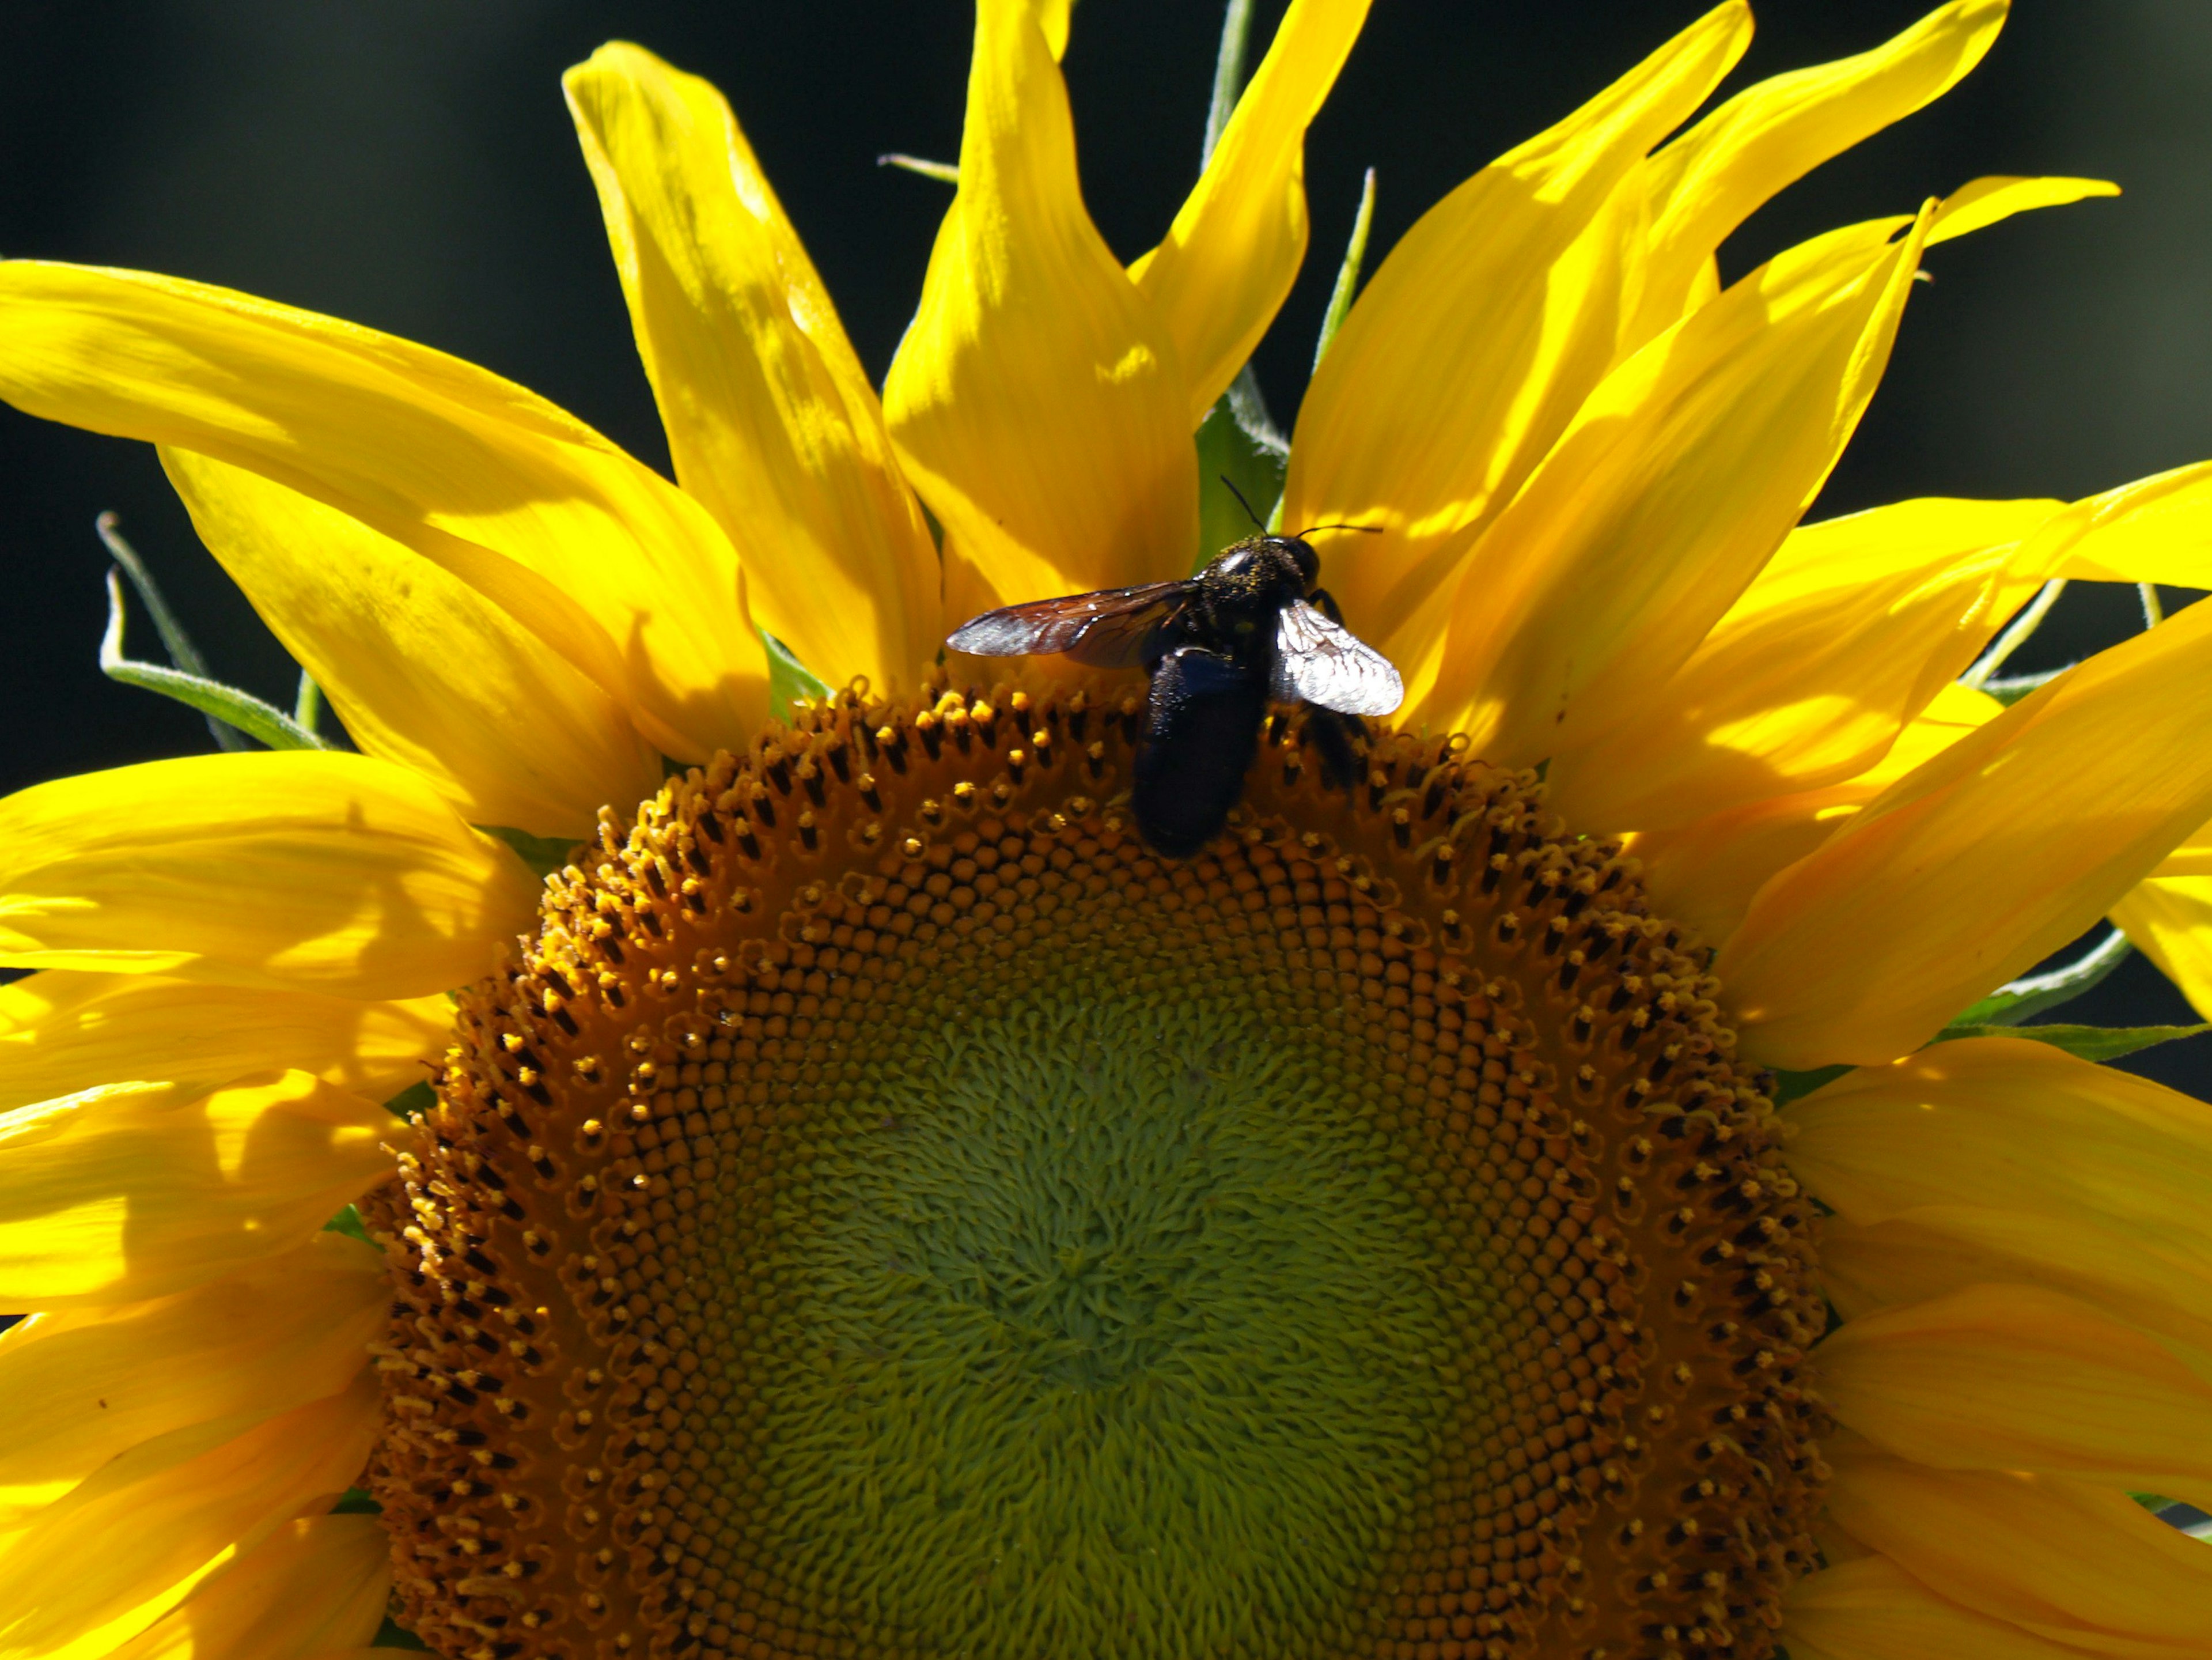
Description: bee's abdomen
1134,645,1267,857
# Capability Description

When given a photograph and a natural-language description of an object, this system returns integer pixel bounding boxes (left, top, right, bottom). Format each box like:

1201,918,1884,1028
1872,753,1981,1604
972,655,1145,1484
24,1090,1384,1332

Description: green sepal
1201,0,1257,168
1950,929,2133,1027
877,152,959,184
386,1080,437,1121
101,569,333,752
323,1203,373,1244
478,823,583,880
1982,664,2070,706
331,1487,382,1514
1770,1064,1853,1106
765,629,834,717
98,512,247,754
1312,167,1377,373
372,1617,430,1651
1196,391,1289,572
1935,1022,2209,1064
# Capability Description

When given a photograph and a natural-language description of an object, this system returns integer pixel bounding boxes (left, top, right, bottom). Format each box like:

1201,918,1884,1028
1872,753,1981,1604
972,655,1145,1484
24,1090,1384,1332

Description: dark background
1,0,2206,1086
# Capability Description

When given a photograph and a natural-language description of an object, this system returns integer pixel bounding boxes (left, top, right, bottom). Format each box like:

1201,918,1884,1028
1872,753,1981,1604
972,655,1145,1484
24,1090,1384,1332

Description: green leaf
1313,167,1377,373
386,1079,437,1121
323,1203,372,1243
1936,1022,2210,1064
764,630,833,718
101,569,333,751
1770,1064,1853,1106
1951,928,2133,1027
478,823,583,880
1201,0,1257,168
1196,390,1289,570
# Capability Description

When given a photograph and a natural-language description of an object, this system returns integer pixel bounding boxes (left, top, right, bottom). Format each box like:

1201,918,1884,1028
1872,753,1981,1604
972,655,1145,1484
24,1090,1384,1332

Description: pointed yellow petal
0,752,540,1000
1817,1283,2212,1505
1548,496,2057,834
1280,2,1751,657
2020,456,2212,586
0,1072,392,1306
1785,1553,2108,1660
1720,587,2212,1067
0,1234,382,1526
1128,0,1371,422
2113,868,2212,1020
1625,1,2007,349
112,1514,388,1660
1825,1447,2212,1658
883,0,1194,622
564,43,940,693
0,1374,377,1660
162,448,662,837
1925,173,2119,244
1434,209,1930,758
0,971,442,1116
1633,682,2001,948
0,261,762,760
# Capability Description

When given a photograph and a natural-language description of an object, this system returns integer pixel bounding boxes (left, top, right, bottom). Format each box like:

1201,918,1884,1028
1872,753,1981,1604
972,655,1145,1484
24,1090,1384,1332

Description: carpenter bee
945,520,1402,858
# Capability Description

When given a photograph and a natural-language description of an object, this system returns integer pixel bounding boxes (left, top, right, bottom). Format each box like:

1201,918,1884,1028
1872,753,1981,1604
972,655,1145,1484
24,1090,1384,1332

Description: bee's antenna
1218,474,1267,532
1296,521,1382,537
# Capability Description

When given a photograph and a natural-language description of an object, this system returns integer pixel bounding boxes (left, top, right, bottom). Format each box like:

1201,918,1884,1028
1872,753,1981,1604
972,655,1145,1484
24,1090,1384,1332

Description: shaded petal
565,43,941,693
0,1071,392,1306
883,0,1194,624
112,1514,389,1660
2113,865,2212,1020
1548,497,2056,834
1816,1283,2212,1506
1719,587,2212,1067
0,1232,382,1525
0,1374,378,1660
164,449,662,837
1624,0,2007,349
1279,3,1751,658
0,261,761,759
0,751,540,1000
1824,1446,2212,1660
1434,210,1930,757
1128,0,1371,422
1785,1553,2102,1660
0,970,442,1116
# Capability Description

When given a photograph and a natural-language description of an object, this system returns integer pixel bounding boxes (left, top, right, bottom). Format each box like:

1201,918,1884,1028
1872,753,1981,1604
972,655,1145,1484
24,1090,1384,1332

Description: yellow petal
0,751,539,1000
112,1514,389,1660
2019,456,2212,585
1816,1283,2212,1506
883,0,1194,624
0,973,442,1113
1785,1553,2106,1660
0,260,760,760
0,1233,382,1526
1279,2,1751,660
2113,870,2212,1020
1128,0,1371,422
1548,496,2057,834
1433,209,1930,758
162,448,662,837
1624,1,2008,349
564,43,940,693
1632,681,2001,947
0,1072,392,1307
1720,584,2212,1067
1925,173,2119,244
0,1373,377,1660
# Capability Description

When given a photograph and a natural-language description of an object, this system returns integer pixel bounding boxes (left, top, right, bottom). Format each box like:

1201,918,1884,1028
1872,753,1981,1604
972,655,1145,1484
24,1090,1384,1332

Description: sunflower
2,2,2211,1658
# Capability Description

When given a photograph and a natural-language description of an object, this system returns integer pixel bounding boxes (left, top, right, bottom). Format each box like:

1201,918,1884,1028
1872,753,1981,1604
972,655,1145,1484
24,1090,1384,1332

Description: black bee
945,526,1402,857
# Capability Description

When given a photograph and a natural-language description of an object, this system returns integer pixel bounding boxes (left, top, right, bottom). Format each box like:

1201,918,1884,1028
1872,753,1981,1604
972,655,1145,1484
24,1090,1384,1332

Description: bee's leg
1309,587,1347,625
1303,705,1368,792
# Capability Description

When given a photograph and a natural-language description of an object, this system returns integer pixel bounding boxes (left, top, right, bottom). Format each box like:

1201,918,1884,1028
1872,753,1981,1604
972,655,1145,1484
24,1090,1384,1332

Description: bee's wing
1271,598,1404,716
946,581,1193,667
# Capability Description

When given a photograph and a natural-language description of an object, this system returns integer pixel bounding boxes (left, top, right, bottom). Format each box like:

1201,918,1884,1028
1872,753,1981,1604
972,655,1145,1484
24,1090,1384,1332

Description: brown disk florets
365,672,1828,1660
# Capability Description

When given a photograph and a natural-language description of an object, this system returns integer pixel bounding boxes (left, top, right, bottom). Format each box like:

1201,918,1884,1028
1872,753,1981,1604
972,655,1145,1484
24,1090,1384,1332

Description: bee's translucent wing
1271,598,1403,716
946,580,1192,667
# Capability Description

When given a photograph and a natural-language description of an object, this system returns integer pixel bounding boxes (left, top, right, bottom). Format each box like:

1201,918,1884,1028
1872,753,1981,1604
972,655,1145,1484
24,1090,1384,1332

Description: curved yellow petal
0,1072,392,1307
564,43,940,693
0,1373,377,1660
1785,1553,2107,1660
1925,173,2119,245
112,1514,389,1660
1817,1283,2212,1506
1548,497,2056,834
1280,2,1751,659
1624,0,2007,349
1719,587,2212,1067
162,449,662,837
1632,681,2001,948
0,751,539,1000
0,261,761,760
1824,1446,2212,1659
2113,869,2212,1020
883,0,1193,625
2021,456,2212,585
1128,0,1371,422
1434,209,1929,757
0,1233,382,1526
0,970,441,1119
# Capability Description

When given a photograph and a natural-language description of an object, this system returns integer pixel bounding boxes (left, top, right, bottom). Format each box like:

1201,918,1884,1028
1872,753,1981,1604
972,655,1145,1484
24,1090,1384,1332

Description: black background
1,0,2207,1087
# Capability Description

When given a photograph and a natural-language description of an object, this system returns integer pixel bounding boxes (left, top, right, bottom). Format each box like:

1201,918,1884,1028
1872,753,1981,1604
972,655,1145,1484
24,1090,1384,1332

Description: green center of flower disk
753,984,1450,1660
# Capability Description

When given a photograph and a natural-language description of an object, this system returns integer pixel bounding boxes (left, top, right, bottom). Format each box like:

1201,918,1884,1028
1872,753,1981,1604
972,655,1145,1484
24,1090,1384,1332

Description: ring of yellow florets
368,674,1827,1660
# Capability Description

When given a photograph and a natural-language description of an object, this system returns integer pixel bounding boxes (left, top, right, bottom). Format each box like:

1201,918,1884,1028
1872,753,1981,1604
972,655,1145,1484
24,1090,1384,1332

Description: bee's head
1272,534,1321,589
